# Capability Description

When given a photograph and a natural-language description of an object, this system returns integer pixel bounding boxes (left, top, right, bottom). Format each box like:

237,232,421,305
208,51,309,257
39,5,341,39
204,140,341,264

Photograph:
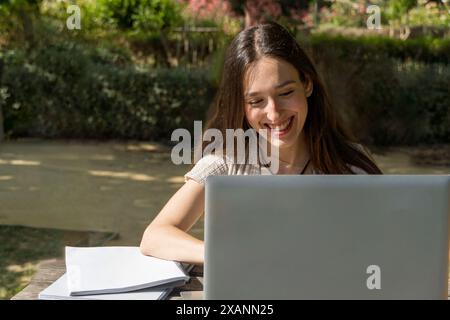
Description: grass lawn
0,225,115,300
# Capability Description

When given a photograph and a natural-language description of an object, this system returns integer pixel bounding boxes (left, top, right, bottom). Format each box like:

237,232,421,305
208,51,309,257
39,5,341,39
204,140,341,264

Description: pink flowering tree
181,0,314,28
228,0,313,27
181,0,233,22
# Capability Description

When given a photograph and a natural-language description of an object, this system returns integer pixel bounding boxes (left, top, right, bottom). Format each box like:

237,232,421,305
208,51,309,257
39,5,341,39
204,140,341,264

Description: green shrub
98,0,184,34
1,43,215,140
1,33,449,145
306,35,450,145
308,34,450,64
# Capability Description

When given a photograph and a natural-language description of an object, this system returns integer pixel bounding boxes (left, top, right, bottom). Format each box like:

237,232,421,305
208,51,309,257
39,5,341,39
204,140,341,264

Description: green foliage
1,2,448,145
97,0,138,29
386,0,418,21
324,1,367,28
2,33,449,145
0,0,41,11
307,33,450,145
0,0,42,47
309,33,450,64
407,1,450,27
0,0,42,25
1,42,215,140
132,0,184,32
320,0,449,28
98,0,184,35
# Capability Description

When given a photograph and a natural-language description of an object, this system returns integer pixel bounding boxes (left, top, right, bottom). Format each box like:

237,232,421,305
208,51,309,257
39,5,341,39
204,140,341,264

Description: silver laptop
204,175,450,299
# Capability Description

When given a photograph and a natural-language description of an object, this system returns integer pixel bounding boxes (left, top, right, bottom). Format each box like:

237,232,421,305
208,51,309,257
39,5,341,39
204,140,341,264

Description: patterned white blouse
184,154,368,185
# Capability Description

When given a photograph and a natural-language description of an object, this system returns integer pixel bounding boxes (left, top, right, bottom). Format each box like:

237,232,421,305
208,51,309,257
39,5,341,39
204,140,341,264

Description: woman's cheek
246,109,262,129
289,95,307,112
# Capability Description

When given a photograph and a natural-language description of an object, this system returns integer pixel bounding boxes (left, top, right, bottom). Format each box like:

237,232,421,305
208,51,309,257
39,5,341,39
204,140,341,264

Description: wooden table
12,259,450,300
11,259,204,300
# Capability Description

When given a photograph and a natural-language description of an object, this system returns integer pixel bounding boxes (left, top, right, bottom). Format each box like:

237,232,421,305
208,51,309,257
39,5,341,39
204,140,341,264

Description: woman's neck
278,134,310,173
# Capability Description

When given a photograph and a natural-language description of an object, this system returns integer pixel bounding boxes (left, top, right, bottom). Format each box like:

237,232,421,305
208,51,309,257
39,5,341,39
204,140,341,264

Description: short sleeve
184,154,229,185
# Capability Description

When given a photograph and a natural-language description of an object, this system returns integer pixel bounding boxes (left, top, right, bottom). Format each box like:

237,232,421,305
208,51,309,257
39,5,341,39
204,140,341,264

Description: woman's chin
268,138,296,150
257,129,299,150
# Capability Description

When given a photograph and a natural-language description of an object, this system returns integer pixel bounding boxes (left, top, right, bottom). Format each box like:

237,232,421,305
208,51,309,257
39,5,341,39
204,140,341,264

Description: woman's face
243,56,312,151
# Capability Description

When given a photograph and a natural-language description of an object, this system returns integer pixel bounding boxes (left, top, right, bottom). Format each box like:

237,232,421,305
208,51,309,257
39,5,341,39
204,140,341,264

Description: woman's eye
279,90,294,97
249,100,263,106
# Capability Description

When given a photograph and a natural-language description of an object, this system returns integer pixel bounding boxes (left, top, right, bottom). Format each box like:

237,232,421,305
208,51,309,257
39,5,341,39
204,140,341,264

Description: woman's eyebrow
245,80,297,97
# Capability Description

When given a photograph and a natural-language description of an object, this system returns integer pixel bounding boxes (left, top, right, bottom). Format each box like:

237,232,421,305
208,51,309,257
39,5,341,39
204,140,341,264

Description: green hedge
0,34,449,145
308,33,450,64
304,34,450,145
0,42,215,140
349,60,449,145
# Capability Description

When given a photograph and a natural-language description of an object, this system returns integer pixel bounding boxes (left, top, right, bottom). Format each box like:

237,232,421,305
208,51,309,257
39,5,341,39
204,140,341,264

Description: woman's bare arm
140,179,205,265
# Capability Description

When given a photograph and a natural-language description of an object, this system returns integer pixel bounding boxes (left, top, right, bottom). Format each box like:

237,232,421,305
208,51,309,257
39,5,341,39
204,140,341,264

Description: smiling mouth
263,116,294,137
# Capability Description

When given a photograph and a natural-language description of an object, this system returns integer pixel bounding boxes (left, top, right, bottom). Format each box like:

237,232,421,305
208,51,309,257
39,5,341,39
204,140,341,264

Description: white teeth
266,117,292,131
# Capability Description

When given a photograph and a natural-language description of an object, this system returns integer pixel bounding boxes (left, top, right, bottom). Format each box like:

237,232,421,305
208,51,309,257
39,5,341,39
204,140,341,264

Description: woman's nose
264,97,282,122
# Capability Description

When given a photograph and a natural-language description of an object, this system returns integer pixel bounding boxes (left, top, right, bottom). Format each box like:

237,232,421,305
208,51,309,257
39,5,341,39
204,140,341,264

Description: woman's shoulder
184,153,232,185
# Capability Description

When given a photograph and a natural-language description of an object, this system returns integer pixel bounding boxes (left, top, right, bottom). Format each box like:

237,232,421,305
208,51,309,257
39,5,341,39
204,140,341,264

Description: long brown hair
202,21,382,174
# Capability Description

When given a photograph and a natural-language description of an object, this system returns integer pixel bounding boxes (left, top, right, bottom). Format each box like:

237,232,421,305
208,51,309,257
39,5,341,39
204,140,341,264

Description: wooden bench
11,259,204,300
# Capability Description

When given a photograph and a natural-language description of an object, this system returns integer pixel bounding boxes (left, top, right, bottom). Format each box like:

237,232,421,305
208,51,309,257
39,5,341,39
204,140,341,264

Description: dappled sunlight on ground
122,142,170,153
88,170,157,182
0,140,448,247
0,140,190,245
90,154,116,161
0,159,41,166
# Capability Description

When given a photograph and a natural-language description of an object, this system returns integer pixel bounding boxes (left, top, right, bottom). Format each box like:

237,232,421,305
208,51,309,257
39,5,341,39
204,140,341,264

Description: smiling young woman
201,21,382,176
140,21,382,265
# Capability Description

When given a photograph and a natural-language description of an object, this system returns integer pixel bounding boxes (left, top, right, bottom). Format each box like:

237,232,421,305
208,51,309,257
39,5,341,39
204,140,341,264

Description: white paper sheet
65,246,189,295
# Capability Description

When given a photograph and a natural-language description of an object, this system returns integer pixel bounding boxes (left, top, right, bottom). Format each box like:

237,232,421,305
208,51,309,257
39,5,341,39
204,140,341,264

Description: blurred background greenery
0,0,449,299
0,0,448,144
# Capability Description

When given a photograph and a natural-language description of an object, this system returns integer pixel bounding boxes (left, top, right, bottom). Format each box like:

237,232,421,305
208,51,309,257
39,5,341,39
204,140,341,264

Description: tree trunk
159,30,175,67
313,0,321,27
0,58,3,142
18,7,35,48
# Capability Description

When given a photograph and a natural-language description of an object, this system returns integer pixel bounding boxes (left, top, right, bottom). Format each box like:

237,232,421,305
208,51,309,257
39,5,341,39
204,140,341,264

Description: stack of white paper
39,274,185,300
39,246,191,300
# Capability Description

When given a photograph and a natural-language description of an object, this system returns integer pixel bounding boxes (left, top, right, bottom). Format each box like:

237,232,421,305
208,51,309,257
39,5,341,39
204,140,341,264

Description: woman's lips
263,116,294,137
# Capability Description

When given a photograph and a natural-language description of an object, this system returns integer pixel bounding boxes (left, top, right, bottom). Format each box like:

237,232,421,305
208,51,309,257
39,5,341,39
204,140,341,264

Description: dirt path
1,140,448,246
